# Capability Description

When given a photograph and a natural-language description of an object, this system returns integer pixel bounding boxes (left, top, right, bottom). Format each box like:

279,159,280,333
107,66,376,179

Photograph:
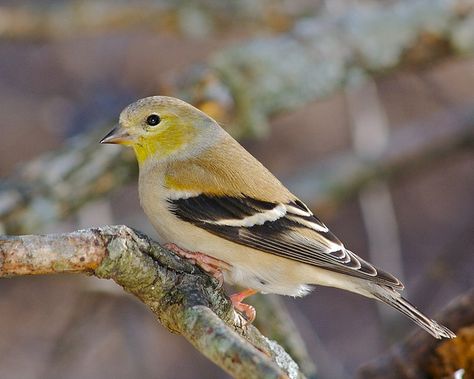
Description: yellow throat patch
133,123,196,164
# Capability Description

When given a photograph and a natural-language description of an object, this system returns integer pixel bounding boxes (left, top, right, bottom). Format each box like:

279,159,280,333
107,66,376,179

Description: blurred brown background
0,1,473,378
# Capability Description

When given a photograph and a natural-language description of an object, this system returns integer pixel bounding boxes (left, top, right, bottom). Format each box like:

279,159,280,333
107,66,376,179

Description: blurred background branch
1,0,474,236
1,101,472,235
346,79,407,339
0,1,322,40
0,225,307,379
287,103,474,210
186,0,474,136
358,289,474,378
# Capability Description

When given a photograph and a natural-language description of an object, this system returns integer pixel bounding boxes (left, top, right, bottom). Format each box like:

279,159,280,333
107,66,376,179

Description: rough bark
0,225,306,379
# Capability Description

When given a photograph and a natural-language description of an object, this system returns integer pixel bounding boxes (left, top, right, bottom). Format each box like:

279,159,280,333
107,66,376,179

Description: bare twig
0,225,306,379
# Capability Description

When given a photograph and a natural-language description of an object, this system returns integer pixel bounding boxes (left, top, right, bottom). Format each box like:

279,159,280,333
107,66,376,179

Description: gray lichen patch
95,235,158,292
452,14,474,53
1,225,307,378
264,337,301,379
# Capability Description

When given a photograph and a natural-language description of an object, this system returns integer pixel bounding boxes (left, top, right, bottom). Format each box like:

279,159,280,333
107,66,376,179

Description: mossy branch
0,225,306,379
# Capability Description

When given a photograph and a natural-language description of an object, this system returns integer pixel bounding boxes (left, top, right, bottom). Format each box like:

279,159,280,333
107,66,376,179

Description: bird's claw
230,288,257,325
164,243,229,288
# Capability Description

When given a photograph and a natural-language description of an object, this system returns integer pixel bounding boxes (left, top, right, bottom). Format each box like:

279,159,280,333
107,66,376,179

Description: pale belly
138,172,311,295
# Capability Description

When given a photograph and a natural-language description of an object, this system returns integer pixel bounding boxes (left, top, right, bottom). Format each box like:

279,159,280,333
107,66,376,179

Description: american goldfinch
101,96,455,339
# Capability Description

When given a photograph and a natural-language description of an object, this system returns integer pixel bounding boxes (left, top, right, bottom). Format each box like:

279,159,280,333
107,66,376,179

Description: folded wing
168,194,403,289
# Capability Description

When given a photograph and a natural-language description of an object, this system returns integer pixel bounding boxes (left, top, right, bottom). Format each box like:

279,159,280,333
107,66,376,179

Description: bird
101,95,455,339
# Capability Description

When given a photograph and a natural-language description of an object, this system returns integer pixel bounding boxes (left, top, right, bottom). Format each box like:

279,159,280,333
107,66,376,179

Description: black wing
168,194,403,289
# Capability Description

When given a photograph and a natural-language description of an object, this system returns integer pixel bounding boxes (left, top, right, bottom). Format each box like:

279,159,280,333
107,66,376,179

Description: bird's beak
100,125,133,145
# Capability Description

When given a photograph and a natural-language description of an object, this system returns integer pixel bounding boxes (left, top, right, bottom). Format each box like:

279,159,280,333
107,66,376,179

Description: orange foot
164,243,231,287
230,288,257,323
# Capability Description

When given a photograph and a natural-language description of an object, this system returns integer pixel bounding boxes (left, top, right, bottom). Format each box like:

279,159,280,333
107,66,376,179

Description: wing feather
168,194,403,289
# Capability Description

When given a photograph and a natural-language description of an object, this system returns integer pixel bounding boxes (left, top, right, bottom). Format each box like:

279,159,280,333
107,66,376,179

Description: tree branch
0,225,306,379
4,0,472,137
251,294,318,379
179,0,474,136
0,1,319,40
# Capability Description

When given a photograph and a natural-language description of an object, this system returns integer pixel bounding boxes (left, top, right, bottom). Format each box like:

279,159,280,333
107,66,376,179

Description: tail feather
373,288,456,339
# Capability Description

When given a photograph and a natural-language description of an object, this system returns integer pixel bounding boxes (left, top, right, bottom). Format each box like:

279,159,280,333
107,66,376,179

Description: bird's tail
372,286,456,339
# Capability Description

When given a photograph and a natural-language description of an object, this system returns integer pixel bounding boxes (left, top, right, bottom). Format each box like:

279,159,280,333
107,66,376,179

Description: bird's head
101,96,221,164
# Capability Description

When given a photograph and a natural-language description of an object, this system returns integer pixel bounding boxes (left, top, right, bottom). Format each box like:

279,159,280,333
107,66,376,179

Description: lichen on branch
0,225,306,379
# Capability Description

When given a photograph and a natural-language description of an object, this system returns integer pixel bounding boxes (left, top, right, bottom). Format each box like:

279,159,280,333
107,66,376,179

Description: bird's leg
165,243,257,323
164,243,231,287
229,289,257,323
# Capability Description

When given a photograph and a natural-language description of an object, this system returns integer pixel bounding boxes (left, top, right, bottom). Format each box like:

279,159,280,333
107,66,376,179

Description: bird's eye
146,114,161,126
